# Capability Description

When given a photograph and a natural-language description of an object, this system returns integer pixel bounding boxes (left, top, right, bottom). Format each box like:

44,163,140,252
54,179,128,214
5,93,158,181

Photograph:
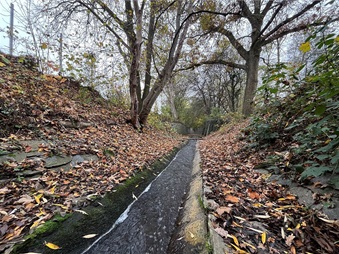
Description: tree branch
262,0,322,41
263,18,339,46
175,60,246,72
212,26,248,60
74,1,131,50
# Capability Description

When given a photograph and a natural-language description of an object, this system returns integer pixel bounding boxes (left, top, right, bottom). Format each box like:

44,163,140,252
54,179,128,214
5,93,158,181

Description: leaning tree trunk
139,68,172,125
242,49,261,116
129,47,141,129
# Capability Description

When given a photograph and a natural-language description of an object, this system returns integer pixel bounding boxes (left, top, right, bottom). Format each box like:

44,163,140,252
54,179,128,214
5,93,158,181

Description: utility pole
59,33,63,74
9,3,14,55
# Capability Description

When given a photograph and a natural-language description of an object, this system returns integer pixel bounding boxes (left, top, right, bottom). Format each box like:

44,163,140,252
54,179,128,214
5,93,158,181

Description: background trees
38,0,197,129
1,0,338,130
192,0,338,116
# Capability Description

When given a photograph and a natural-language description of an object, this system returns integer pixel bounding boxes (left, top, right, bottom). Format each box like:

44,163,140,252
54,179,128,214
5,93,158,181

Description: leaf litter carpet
199,121,339,253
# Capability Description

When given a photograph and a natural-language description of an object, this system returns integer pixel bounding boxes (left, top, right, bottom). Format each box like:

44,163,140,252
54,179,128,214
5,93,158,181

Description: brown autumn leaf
247,189,260,199
285,234,295,246
225,195,240,203
25,145,32,153
15,194,34,205
216,206,232,215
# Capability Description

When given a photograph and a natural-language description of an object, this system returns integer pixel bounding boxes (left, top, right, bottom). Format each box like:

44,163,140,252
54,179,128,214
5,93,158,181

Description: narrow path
82,140,197,254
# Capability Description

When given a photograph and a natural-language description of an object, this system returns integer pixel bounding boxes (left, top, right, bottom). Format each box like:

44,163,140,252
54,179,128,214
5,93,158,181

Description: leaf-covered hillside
0,53,183,252
199,33,339,253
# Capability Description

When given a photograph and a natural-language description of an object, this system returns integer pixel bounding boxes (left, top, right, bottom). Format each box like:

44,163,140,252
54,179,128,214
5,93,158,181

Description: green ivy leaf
315,104,326,116
300,166,332,180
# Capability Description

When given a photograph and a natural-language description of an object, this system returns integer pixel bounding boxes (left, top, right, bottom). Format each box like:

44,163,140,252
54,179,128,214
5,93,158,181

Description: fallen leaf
34,193,43,204
0,187,11,195
82,234,97,239
25,146,32,152
290,245,296,254
230,243,247,253
278,194,296,201
254,214,270,219
45,242,61,250
216,206,232,215
247,189,260,199
318,217,339,227
261,231,267,244
228,234,239,246
225,195,240,203
30,219,44,229
285,234,295,246
15,194,34,204
74,209,88,215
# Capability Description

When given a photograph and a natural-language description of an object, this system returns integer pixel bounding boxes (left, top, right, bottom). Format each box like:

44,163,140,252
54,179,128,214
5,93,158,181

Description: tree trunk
242,49,261,116
142,0,156,106
139,68,172,125
168,82,178,120
129,47,141,129
138,0,193,125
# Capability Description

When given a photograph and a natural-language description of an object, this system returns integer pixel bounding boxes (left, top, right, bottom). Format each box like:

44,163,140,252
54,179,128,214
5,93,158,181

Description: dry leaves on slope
199,121,339,253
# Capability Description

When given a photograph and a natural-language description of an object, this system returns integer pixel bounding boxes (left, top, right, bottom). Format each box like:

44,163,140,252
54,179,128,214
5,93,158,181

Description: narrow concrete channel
80,139,200,254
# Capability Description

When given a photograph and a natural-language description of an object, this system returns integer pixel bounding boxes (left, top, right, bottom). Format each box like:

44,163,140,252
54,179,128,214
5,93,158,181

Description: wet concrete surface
82,140,198,254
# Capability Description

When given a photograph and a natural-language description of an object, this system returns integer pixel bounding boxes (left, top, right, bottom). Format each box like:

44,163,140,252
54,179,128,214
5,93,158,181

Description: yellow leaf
230,243,248,253
228,234,239,246
53,204,69,210
261,231,267,244
335,36,339,44
242,241,256,250
45,242,61,250
82,234,97,239
30,219,44,229
0,62,6,67
299,41,311,53
35,208,46,217
40,42,48,49
48,186,56,194
34,193,43,204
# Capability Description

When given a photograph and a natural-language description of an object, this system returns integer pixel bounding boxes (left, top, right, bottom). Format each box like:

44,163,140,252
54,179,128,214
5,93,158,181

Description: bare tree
41,0,197,129
187,0,338,116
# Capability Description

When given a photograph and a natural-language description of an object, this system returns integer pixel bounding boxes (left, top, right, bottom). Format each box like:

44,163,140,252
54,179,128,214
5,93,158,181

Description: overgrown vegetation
246,31,339,185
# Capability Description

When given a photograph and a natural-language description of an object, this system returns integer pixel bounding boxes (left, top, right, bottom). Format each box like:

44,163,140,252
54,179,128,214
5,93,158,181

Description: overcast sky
0,1,28,54
0,1,11,53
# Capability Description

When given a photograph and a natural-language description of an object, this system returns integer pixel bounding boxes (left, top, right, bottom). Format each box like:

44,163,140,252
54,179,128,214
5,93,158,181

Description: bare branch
263,18,339,46
262,0,322,41
175,60,246,72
